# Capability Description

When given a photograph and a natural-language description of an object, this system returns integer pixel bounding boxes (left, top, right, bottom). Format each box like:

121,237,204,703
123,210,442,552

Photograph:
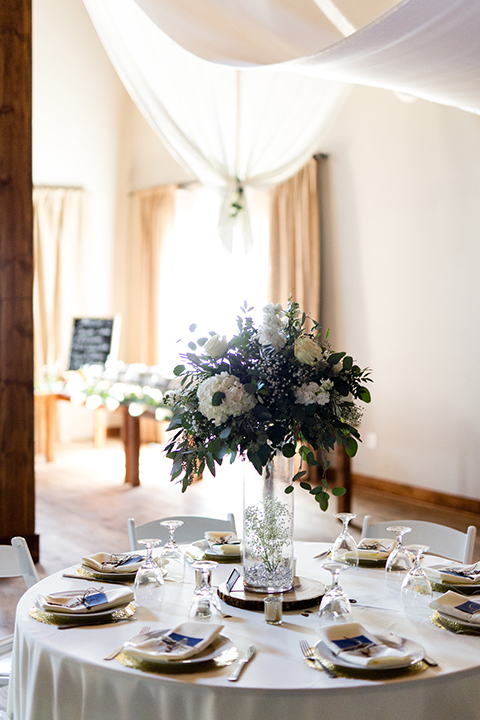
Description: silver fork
299,640,337,678
104,625,151,661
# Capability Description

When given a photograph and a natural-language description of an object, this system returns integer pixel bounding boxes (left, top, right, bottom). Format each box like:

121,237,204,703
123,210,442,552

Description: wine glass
331,513,359,567
159,520,186,582
133,538,165,609
318,562,352,627
188,561,223,622
401,544,433,615
385,525,413,589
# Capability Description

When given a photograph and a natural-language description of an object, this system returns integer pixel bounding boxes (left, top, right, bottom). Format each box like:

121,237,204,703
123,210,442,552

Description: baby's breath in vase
243,452,294,593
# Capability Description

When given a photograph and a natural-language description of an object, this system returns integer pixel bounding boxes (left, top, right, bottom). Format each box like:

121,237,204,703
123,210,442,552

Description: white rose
204,334,228,359
294,336,323,366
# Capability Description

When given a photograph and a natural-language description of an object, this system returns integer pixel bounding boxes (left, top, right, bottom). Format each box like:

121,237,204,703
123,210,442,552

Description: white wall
318,86,480,499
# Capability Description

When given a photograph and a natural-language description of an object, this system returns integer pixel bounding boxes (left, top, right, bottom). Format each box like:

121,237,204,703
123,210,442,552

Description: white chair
361,515,477,564
127,514,237,551
0,537,40,688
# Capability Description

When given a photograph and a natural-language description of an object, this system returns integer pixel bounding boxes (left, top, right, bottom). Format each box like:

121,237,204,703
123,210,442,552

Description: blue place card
83,591,108,609
169,633,202,647
332,634,373,651
455,600,480,615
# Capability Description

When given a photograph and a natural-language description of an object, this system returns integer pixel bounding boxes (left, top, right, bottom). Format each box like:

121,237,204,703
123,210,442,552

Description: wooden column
0,1,38,559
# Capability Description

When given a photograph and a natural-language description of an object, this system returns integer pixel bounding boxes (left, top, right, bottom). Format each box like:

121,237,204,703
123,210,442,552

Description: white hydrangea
257,303,286,350
197,371,257,426
294,379,333,406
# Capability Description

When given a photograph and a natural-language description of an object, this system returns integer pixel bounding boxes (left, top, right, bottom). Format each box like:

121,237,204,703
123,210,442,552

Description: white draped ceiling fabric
84,0,480,243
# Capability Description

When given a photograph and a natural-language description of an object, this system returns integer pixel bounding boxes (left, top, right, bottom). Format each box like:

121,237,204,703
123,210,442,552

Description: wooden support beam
0,1,38,559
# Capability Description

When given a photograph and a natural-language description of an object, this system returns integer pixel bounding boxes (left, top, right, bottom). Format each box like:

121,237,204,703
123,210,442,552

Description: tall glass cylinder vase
242,452,294,593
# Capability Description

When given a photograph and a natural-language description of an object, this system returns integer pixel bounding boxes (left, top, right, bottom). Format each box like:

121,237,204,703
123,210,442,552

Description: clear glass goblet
318,562,352,627
188,560,223,622
385,525,413,589
159,520,186,582
401,544,433,615
332,513,359,567
133,538,165,609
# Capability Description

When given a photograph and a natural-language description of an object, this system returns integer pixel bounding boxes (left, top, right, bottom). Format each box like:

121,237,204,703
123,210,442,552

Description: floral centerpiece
164,298,371,510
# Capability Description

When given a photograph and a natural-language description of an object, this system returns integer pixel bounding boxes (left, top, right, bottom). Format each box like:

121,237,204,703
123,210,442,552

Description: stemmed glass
318,562,352,627
385,525,413,589
401,544,433,615
188,560,223,622
332,513,359,567
133,538,165,609
159,520,186,582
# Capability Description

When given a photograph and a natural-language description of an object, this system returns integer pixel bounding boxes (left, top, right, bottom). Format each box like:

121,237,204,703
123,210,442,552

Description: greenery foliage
164,298,372,510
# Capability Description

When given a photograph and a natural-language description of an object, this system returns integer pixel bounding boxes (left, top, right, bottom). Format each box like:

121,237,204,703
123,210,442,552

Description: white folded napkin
125,621,224,661
430,591,480,623
318,622,413,668
425,562,480,586
356,538,394,560
39,586,134,614
82,552,145,574
204,531,238,544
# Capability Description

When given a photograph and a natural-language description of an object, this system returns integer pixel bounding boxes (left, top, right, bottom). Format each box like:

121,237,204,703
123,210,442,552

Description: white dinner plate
34,597,133,622
315,634,425,670
437,610,480,630
123,630,233,666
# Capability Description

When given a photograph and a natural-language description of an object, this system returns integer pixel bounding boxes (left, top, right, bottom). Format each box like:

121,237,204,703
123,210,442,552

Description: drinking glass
401,544,433,615
159,520,186,582
188,560,223,622
385,525,413,589
318,562,352,627
133,538,165,609
331,513,359,566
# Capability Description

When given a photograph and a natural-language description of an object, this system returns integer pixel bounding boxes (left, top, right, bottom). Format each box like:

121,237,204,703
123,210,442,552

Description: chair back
0,537,39,588
128,514,237,551
361,516,476,564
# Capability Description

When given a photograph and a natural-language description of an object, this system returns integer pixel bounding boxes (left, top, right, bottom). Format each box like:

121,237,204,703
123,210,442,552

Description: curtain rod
313,153,329,161
129,179,198,196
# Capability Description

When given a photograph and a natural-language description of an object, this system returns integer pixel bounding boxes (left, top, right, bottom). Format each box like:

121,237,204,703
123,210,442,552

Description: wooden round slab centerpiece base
217,576,325,611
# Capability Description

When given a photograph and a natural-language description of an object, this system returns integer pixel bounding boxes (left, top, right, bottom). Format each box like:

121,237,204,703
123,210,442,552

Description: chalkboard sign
69,317,119,370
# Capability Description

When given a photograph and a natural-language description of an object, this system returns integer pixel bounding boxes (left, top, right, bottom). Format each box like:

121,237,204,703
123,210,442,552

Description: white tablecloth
8,542,480,720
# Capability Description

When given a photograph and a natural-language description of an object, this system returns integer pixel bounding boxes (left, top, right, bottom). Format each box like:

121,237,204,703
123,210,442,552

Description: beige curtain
33,187,89,379
126,185,176,365
268,157,320,321
127,185,176,443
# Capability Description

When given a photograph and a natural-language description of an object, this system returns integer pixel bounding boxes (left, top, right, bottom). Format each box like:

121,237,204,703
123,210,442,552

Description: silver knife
228,645,256,681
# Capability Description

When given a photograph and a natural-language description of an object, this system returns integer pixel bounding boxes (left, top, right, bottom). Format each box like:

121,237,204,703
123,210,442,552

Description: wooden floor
3,438,480,636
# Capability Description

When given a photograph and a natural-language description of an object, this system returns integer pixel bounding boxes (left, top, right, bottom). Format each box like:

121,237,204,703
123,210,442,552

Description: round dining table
8,542,480,720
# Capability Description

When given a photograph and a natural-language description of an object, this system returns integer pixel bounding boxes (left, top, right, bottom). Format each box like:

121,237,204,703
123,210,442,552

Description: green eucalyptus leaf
189,323,197,332
244,382,257,395
282,443,295,458
292,470,307,482
219,426,232,439
327,351,346,365
358,387,372,403
212,391,226,407
197,337,208,346
299,481,312,491
257,443,271,465
173,364,185,376
205,453,216,476
343,436,358,457
247,450,263,475
188,341,197,351
343,355,353,371
284,485,294,494
332,487,346,496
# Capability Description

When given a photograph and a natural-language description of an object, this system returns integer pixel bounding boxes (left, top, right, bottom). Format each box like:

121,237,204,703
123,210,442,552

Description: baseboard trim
352,474,480,515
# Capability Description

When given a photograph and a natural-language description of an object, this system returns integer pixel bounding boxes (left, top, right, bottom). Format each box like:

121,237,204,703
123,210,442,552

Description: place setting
29,584,136,627
430,591,480,635
110,621,238,674
187,531,242,564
